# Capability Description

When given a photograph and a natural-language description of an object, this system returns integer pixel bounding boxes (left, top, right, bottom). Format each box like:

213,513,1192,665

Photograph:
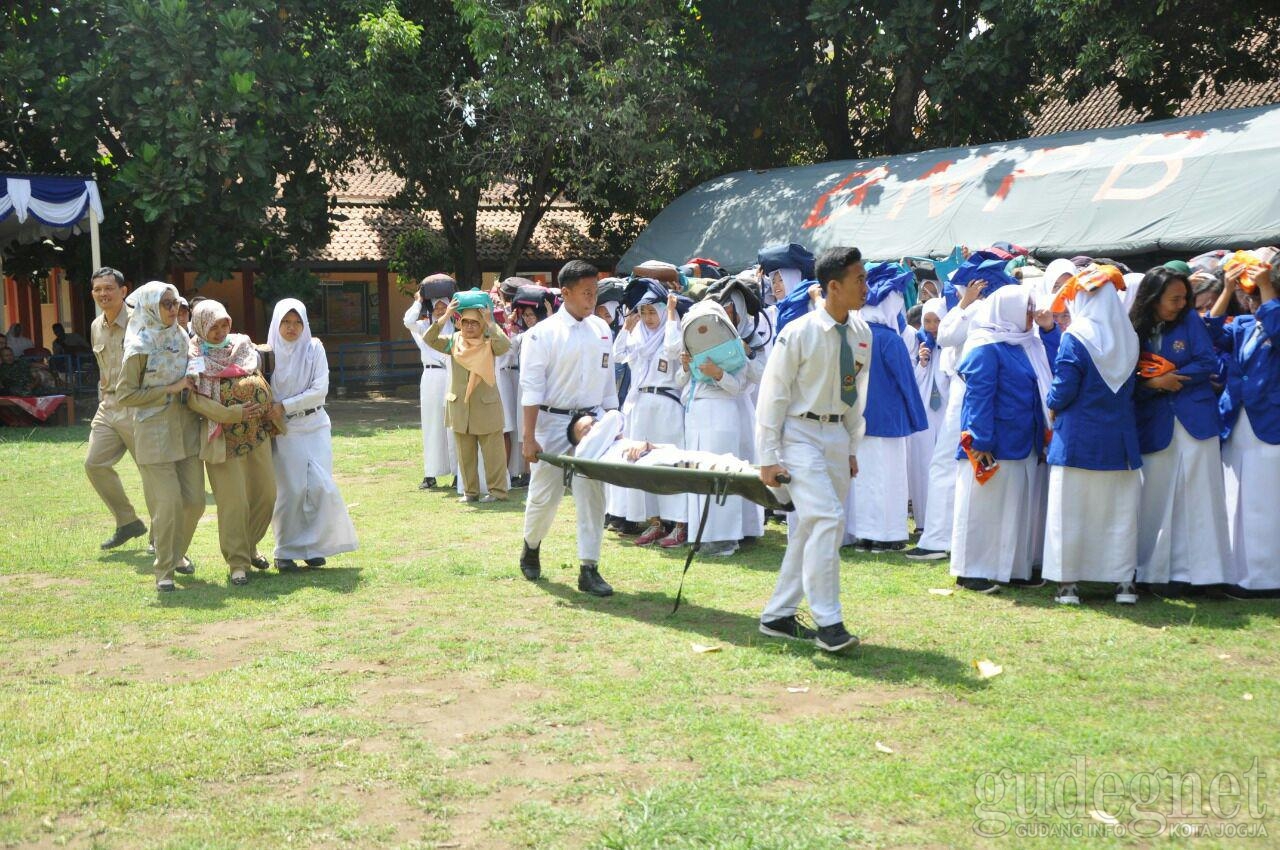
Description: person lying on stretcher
567,410,790,496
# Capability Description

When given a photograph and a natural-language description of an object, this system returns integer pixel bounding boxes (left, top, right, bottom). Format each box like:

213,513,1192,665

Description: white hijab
631,295,669,380
1040,258,1077,307
967,285,1053,417
123,281,189,419
267,298,320,400
1065,283,1139,394
859,291,904,330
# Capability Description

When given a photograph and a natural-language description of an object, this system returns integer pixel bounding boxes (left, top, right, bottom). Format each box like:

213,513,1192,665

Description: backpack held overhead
681,300,747,385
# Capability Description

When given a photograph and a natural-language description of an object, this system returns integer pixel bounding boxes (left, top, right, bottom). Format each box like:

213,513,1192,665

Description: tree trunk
438,184,482,288
884,60,924,155
137,211,175,282
500,145,560,280
811,34,854,160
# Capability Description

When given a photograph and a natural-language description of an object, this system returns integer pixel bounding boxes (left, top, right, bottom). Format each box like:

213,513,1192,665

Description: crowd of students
84,267,357,591
408,242,1280,618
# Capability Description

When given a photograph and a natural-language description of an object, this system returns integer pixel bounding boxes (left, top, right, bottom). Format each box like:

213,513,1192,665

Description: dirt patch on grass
44,617,290,683
0,573,91,593
351,673,546,745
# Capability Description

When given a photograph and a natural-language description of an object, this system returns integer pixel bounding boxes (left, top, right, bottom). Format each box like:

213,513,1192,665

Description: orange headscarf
1222,250,1272,294
1049,264,1126,314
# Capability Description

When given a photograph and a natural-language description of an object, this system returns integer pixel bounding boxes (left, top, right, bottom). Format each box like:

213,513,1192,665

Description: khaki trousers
84,406,152,528
137,456,205,582
206,442,277,573
455,429,508,499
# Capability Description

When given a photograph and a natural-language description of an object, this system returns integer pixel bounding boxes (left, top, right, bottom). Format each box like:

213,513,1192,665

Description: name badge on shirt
601,353,610,368
657,358,669,373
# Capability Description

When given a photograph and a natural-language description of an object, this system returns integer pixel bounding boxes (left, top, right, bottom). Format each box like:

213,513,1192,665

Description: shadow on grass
533,581,985,690
994,583,1280,627
155,566,363,609
0,424,90,445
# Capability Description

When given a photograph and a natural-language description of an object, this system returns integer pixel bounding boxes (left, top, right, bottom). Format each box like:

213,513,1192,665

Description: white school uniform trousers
916,301,980,551
758,308,872,628
404,302,454,478
905,334,949,530
499,332,525,477
520,307,619,562
615,321,686,524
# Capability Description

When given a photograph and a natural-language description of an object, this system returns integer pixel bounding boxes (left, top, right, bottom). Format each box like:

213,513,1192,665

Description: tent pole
89,205,102,275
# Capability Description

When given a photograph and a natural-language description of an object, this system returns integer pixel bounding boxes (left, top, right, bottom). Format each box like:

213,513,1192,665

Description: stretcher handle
776,472,791,484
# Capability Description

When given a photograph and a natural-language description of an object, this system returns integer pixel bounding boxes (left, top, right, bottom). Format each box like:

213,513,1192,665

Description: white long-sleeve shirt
935,300,981,376
403,302,450,368
519,306,619,411
754,306,872,466
277,339,332,433
614,320,684,391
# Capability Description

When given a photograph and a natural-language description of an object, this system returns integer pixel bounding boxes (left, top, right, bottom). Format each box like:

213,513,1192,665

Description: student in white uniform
757,246,871,653
613,282,687,547
405,281,455,489
266,299,359,570
675,300,764,557
906,298,950,531
518,261,618,597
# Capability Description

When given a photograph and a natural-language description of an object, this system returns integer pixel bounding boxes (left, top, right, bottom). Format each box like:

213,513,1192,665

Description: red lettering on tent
804,167,888,228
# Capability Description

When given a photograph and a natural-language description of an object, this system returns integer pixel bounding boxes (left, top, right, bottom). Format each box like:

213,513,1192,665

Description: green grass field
1,402,1277,849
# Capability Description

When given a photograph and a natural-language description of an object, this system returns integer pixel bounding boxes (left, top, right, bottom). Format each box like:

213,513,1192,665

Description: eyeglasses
158,299,179,310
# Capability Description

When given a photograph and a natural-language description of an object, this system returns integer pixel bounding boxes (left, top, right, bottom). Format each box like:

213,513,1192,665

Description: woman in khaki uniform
186,300,283,586
114,281,206,592
426,295,511,502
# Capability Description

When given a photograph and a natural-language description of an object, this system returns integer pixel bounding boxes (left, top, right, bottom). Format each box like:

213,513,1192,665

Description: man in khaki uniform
425,297,511,502
84,267,153,550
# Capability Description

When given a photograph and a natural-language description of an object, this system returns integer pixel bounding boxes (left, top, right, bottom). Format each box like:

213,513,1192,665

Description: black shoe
305,557,326,568
957,576,1000,594
419,477,436,490
101,519,147,550
577,564,613,597
759,615,817,641
155,580,177,593
1008,577,1046,588
815,622,859,652
250,554,270,571
617,521,648,537
904,546,949,561
520,542,541,581
275,558,300,572
175,557,195,576
510,474,529,489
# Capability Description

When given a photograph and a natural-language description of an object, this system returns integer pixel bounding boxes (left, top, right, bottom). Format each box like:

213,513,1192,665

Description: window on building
310,280,379,336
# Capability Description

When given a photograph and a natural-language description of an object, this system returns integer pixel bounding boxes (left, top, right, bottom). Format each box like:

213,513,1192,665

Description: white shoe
1054,583,1081,605
1115,582,1138,605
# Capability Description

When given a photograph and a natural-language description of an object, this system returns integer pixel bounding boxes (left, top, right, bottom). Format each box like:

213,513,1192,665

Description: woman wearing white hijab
949,286,1053,592
405,286,456,489
1042,266,1143,604
614,285,687,546
905,297,950,531
114,281,205,592
267,299,358,570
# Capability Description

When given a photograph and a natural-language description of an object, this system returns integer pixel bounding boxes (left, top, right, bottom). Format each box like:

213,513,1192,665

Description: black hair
52,323,65,334
90,267,125,286
1130,266,1192,343
566,413,593,447
558,260,599,288
814,247,863,287
905,304,923,329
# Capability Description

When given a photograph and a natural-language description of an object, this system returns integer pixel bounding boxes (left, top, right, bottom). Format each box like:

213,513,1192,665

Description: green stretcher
536,452,793,612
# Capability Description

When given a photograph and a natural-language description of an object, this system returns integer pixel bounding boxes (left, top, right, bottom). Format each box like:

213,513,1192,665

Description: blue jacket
1046,334,1142,470
865,323,930,438
1040,325,1062,370
1216,299,1280,444
1133,311,1220,453
955,342,1046,462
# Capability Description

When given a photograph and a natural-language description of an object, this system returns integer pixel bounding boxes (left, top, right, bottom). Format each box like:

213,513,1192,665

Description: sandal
155,579,177,593
175,557,195,576
250,554,270,570
230,570,249,586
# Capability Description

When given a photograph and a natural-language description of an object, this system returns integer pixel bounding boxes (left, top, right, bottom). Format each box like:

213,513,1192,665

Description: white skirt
1223,410,1280,590
846,436,909,542
419,367,454,478
950,455,1038,582
917,377,966,550
734,393,764,538
685,396,747,544
906,413,940,530
1043,465,1140,583
1136,420,1231,585
623,390,686,523
271,415,359,560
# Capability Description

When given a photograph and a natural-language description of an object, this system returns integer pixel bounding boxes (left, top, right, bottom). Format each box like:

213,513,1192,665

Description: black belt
639,386,682,404
287,405,324,420
800,411,844,424
423,364,444,370
538,404,594,417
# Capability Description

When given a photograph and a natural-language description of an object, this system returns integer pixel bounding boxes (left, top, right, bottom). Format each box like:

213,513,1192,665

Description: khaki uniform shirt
425,323,511,435
91,307,131,423
114,354,202,465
